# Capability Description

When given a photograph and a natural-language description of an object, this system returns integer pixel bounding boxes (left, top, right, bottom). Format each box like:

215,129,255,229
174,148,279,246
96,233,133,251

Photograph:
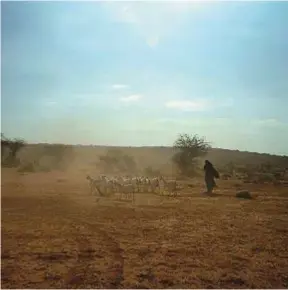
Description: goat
158,176,178,197
118,183,135,202
149,177,160,193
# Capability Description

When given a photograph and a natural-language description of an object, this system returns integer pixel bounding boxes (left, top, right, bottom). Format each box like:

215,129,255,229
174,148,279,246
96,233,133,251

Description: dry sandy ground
1,169,288,289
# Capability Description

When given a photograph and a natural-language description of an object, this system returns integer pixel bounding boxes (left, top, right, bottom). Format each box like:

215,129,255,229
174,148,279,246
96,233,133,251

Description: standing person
204,160,219,194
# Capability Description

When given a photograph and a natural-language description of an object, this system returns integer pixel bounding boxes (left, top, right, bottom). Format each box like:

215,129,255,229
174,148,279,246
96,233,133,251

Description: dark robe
204,163,219,193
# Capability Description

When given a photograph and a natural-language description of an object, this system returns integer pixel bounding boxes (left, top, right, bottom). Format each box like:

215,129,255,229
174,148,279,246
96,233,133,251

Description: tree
172,133,211,176
1,134,10,160
1,133,26,167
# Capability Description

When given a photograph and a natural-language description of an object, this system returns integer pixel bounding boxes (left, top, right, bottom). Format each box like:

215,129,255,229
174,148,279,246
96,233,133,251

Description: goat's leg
89,184,94,195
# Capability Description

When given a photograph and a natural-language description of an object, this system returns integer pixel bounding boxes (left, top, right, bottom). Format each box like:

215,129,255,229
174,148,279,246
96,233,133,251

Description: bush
41,144,74,170
98,149,137,174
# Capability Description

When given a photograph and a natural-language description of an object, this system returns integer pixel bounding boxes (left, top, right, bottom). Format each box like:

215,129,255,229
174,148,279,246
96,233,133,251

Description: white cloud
120,94,142,102
165,99,210,111
252,119,286,128
146,36,160,48
43,100,58,106
101,2,206,48
112,84,129,90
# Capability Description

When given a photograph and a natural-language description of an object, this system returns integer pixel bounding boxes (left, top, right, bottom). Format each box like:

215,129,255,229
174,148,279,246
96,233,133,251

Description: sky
1,1,288,155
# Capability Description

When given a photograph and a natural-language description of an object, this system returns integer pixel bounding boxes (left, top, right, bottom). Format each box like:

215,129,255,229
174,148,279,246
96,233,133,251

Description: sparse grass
1,168,288,289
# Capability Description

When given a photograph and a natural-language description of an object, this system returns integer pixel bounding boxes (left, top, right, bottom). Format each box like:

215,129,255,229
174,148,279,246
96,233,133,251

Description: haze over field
2,1,288,155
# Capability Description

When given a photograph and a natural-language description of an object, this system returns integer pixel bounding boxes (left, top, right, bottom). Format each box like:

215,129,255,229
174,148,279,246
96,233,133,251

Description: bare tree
172,133,211,176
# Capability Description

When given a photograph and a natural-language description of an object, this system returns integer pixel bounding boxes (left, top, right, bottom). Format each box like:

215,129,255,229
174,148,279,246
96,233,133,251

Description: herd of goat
86,174,181,201
86,167,288,202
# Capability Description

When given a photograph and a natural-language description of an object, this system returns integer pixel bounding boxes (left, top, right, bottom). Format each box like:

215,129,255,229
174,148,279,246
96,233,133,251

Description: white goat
130,177,140,192
149,177,160,193
119,183,135,202
139,176,150,192
158,176,178,197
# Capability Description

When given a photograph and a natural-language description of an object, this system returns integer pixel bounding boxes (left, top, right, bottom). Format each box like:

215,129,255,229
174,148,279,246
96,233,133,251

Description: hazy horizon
14,142,288,158
2,1,288,155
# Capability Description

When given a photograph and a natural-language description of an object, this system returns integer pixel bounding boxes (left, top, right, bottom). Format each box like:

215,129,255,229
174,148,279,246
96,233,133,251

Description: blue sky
1,1,288,155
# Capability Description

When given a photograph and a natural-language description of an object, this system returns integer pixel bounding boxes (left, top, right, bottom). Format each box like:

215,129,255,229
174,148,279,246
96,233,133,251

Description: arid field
1,145,288,289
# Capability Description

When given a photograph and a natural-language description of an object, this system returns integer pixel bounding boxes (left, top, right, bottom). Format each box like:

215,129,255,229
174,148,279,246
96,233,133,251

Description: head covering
205,160,212,166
